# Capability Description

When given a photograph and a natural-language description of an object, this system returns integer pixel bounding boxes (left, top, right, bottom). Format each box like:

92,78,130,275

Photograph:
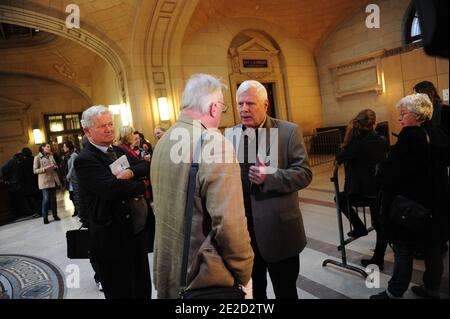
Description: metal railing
304,129,342,167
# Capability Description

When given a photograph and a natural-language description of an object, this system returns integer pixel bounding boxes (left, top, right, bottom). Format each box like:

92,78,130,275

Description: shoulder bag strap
180,135,203,289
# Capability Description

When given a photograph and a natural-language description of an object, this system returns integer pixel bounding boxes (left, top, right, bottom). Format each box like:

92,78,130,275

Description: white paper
109,155,130,175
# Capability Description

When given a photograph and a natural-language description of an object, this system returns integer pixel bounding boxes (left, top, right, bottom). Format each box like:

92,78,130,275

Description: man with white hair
150,74,254,299
74,105,152,299
230,80,312,299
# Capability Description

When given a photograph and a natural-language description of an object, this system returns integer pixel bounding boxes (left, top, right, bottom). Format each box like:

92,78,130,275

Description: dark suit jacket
74,142,149,261
231,117,312,263
336,132,388,197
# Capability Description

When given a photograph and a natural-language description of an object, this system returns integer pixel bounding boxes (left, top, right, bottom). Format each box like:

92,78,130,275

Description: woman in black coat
335,109,389,269
371,93,449,299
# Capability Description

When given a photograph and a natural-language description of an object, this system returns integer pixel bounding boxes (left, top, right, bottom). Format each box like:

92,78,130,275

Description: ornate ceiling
0,0,375,106
185,0,373,51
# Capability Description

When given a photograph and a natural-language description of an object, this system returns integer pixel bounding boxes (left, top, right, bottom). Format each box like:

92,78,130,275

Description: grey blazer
230,117,312,263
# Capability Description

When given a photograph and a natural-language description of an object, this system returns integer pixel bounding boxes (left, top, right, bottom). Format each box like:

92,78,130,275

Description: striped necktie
106,146,117,161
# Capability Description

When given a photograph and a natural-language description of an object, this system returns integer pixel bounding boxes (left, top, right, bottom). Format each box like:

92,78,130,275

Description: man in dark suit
74,105,151,299
230,80,312,299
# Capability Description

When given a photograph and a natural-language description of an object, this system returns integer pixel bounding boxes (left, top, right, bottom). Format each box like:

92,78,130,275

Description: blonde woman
118,126,140,158
33,143,61,224
118,126,154,253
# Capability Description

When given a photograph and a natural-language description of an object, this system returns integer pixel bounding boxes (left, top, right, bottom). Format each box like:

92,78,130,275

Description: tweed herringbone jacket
150,115,254,299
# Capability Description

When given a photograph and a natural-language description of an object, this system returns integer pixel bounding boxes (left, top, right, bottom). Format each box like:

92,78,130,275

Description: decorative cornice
0,95,30,111
384,41,424,58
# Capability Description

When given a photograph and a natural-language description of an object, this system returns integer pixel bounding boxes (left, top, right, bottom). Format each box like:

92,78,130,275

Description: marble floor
0,162,448,299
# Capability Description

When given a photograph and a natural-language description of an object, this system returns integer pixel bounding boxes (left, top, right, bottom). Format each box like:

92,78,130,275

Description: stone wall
318,0,449,135
0,74,90,164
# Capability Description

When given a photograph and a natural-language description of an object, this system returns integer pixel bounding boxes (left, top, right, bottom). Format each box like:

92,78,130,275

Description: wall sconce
57,136,63,144
108,104,121,115
157,97,170,122
109,103,131,126
33,129,44,145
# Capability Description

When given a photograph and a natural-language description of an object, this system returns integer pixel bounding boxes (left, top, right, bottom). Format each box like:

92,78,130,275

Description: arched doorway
228,31,289,124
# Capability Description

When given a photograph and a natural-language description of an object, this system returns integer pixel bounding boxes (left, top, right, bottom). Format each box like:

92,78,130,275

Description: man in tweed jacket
151,74,254,299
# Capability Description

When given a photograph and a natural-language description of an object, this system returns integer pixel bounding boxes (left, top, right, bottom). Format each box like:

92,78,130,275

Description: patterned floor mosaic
0,255,65,299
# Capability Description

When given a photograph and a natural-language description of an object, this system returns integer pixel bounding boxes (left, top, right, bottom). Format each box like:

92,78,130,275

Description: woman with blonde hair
118,126,140,157
117,126,155,254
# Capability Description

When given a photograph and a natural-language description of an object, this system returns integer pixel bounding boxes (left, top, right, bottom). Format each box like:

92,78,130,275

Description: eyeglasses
215,101,229,113
399,111,418,118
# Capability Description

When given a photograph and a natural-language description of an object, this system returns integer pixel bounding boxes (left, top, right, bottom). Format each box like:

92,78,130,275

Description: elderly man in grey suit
229,80,312,299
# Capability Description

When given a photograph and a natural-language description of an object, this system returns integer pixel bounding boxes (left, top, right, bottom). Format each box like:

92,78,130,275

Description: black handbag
179,139,245,300
388,128,434,234
125,196,148,234
66,226,90,259
389,195,432,233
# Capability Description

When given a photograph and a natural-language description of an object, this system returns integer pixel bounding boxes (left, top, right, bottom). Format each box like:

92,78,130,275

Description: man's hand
249,156,268,185
116,168,134,180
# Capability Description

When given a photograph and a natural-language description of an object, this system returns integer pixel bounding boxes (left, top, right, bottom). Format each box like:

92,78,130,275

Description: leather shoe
411,285,440,299
53,216,61,221
370,290,403,299
361,258,384,270
347,229,368,238
43,218,49,224
369,291,390,299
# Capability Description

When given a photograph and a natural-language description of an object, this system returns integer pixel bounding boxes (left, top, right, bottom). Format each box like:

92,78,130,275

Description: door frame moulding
228,35,289,123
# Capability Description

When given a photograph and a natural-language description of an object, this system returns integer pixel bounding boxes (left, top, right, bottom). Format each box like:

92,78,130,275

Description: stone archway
0,4,128,104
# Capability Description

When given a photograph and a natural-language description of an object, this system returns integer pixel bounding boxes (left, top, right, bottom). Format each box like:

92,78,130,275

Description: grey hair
180,74,227,113
396,93,433,122
81,105,112,129
236,80,268,104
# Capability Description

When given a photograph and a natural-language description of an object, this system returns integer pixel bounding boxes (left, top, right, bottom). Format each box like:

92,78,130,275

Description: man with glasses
150,74,253,298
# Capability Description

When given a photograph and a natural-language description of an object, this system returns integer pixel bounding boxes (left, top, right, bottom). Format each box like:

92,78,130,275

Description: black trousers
24,194,41,216
98,231,152,299
337,192,376,232
337,192,387,260
252,242,300,299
